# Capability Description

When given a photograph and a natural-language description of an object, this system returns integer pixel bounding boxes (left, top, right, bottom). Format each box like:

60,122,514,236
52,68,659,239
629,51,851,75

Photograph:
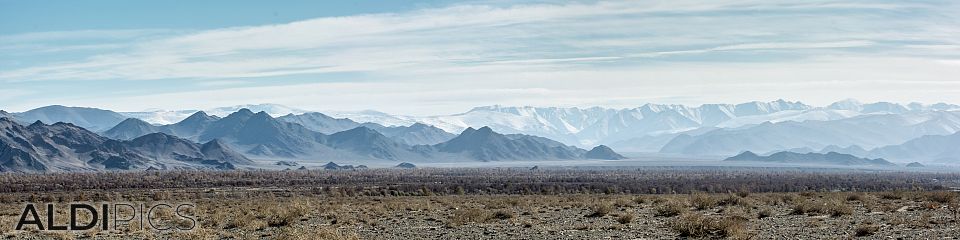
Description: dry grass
791,199,853,217
655,200,688,217
690,193,718,210
277,226,360,240
925,191,957,204
669,213,748,239
587,201,613,217
265,200,310,227
449,208,491,226
2,190,959,239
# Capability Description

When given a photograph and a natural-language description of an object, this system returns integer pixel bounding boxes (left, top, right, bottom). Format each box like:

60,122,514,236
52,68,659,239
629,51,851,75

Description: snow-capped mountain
10,99,960,159
119,104,308,125
205,104,308,118
120,110,196,125
661,110,960,157
335,100,866,147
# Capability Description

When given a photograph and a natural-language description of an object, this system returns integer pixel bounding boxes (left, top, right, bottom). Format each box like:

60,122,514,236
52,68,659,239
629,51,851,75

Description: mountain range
6,99,960,165
0,117,250,172
36,107,620,166
659,110,960,157
725,151,896,167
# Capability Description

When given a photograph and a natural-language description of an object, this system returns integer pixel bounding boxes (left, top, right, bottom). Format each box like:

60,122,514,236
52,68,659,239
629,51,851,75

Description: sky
1,0,959,115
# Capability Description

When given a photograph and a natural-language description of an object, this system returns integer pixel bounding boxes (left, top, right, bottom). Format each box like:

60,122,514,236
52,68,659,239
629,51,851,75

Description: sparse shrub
614,197,634,208
587,202,613,217
736,191,750,198
616,214,635,224
655,200,687,217
757,208,773,219
690,193,717,210
854,223,878,236
825,200,854,217
277,226,360,240
949,201,960,221
43,232,76,240
522,221,533,228
151,191,171,201
491,210,514,220
791,200,817,215
791,199,852,217
265,199,311,227
450,208,490,226
846,193,864,202
669,213,747,238
719,194,749,207
925,191,957,204
877,191,903,200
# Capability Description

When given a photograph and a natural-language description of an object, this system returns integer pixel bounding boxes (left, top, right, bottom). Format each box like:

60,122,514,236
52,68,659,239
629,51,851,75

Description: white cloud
1,0,959,113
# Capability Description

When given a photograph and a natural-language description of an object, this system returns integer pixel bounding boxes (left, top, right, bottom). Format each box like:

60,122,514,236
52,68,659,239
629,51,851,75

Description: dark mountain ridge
725,151,896,166
0,117,250,172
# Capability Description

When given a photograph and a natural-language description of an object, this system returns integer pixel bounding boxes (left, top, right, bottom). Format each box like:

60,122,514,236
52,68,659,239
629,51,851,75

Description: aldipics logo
15,202,197,231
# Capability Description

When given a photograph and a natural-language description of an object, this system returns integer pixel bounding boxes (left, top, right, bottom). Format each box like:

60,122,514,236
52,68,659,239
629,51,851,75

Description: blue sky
1,0,959,115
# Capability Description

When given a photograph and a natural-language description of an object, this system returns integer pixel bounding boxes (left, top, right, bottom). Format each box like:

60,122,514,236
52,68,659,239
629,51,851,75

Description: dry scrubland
0,168,958,239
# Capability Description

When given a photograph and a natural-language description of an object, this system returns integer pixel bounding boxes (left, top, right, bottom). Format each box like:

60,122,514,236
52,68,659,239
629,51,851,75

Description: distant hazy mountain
205,104,308,118
322,162,368,170
0,117,249,172
13,105,127,132
124,133,253,166
725,151,895,166
119,110,196,125
362,123,456,145
197,109,325,158
105,109,605,162
103,118,160,140
394,162,416,168
324,126,415,160
118,104,307,125
105,109,461,160
819,145,870,157
868,131,960,163
584,145,626,160
330,100,957,151
162,111,220,139
433,126,587,161
15,100,959,162
661,111,960,156
277,112,361,134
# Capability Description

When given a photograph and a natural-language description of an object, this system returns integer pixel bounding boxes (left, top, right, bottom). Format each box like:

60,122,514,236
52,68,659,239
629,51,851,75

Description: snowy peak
206,104,307,118
733,99,810,116
861,102,908,114
277,112,361,134
828,99,864,111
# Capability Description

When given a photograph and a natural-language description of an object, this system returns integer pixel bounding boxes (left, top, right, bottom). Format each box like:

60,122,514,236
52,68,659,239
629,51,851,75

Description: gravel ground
2,193,959,239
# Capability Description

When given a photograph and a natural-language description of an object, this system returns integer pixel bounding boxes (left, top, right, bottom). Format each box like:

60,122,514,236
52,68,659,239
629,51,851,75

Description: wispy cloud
1,0,958,113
